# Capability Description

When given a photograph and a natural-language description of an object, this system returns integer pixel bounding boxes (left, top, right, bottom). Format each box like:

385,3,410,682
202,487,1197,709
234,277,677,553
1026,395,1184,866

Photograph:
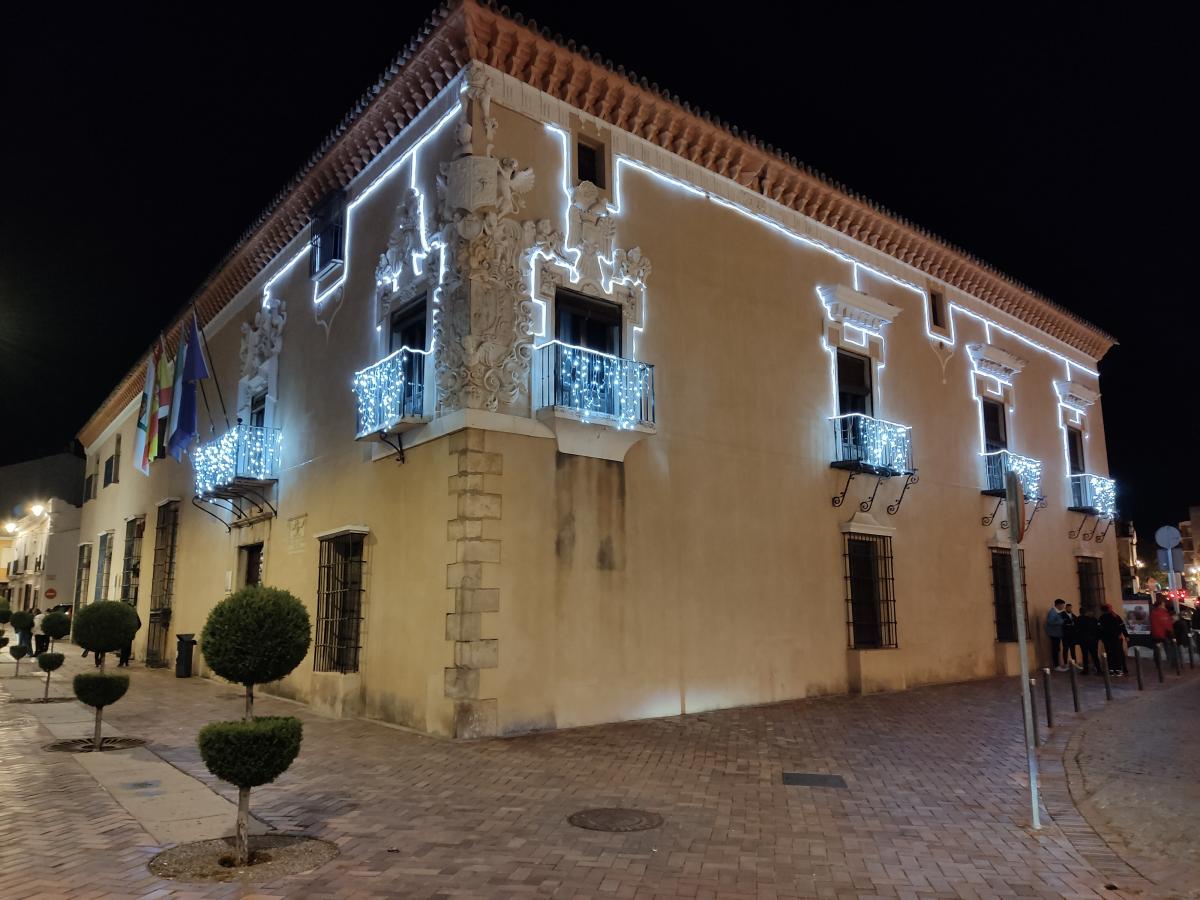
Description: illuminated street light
3,522,14,534
30,503,45,516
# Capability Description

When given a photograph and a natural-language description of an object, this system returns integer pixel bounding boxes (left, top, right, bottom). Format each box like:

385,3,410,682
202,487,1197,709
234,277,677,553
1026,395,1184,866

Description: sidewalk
1,646,1196,899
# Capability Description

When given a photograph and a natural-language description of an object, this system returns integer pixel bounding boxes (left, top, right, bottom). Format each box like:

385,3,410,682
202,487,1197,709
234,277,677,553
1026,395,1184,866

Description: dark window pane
1067,427,1085,475
577,140,603,187
982,399,1007,453
555,289,622,356
837,351,873,417
930,290,946,329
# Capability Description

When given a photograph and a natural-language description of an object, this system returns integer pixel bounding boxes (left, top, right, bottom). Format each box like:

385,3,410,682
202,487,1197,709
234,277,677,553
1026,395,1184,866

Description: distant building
0,451,85,516
1116,520,1140,596
3,498,81,611
1183,507,1200,594
70,1,1121,738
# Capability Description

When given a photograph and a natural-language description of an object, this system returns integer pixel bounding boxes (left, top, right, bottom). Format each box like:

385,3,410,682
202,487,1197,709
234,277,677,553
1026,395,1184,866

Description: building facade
74,1,1120,738
3,499,81,611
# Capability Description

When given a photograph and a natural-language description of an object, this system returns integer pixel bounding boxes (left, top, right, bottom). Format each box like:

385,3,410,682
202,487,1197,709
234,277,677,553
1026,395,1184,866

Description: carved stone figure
240,297,286,378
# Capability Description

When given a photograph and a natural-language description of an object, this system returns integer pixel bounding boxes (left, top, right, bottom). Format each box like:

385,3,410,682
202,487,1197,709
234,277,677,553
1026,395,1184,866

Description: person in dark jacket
1098,604,1128,676
1076,608,1102,675
1173,614,1190,664
1062,603,1079,669
117,610,142,668
1046,599,1066,670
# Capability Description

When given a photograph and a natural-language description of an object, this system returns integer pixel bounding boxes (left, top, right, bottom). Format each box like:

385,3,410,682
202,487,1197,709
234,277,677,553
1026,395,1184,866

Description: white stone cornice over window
1054,380,1099,411
967,343,1027,382
818,284,902,334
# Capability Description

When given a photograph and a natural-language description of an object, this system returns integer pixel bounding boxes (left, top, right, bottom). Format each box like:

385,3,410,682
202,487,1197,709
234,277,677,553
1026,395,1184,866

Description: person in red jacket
1150,598,1176,667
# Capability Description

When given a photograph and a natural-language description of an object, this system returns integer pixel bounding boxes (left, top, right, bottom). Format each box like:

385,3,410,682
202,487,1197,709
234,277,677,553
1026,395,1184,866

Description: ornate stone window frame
568,113,614,206
236,297,286,430
818,283,900,414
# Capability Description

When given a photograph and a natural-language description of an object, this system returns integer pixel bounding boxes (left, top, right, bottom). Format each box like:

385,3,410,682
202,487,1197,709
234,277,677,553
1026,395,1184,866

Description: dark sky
1,3,1194,537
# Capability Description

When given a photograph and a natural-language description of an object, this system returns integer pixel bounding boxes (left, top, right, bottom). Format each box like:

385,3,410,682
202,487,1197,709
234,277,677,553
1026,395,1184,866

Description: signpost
44,588,57,601
1005,470,1040,830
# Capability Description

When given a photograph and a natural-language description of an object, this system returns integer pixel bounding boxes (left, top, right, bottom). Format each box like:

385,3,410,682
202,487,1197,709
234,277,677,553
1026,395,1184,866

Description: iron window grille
843,533,897,649
314,532,365,674
119,517,145,605
1076,556,1106,616
95,532,113,601
309,191,346,278
146,502,180,666
989,548,1027,643
73,544,92,613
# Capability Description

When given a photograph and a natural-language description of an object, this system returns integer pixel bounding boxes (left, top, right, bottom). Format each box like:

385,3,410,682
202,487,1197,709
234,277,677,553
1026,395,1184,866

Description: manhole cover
782,772,848,788
43,737,147,753
567,808,663,832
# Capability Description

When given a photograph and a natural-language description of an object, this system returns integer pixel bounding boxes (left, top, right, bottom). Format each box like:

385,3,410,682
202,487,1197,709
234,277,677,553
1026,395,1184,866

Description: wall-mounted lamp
3,522,15,534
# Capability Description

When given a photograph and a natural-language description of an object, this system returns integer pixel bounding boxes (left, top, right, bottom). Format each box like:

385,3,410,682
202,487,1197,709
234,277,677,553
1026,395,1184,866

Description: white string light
537,341,653,430
982,450,1043,500
352,346,430,437
193,424,283,495
829,413,913,474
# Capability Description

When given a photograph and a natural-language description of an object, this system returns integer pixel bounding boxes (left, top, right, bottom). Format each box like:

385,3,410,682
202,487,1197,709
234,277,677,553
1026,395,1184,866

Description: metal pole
1154,643,1164,683
1041,668,1054,728
1174,640,1183,676
1100,647,1112,700
1134,648,1144,690
1068,661,1081,712
1029,677,1040,746
1188,636,1195,670
1010,539,1040,829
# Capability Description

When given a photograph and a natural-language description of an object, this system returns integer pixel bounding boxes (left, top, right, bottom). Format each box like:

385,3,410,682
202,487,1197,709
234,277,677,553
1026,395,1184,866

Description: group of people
1044,599,1131,676
1046,596,1196,676
10,607,54,656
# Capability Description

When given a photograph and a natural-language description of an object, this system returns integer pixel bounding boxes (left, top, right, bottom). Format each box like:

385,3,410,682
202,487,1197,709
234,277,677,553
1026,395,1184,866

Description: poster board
1124,596,1151,636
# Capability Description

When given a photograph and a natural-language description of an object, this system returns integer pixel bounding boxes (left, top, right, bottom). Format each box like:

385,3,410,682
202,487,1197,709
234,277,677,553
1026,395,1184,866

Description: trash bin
175,633,198,678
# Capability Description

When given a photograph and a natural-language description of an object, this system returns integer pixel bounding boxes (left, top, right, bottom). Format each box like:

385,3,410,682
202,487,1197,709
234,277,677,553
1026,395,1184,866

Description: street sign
1156,525,1182,549
44,588,57,600
1157,548,1185,571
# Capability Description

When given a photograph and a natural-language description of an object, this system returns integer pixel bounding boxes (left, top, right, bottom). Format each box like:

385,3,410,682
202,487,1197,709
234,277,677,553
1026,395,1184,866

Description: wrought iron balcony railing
192,424,283,496
982,450,1043,499
352,347,429,438
535,341,655,430
830,414,914,476
1069,473,1116,519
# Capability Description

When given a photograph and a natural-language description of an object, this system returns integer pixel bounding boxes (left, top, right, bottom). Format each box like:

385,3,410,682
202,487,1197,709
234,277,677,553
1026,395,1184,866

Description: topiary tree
37,652,64,702
42,611,71,650
10,610,33,652
9,644,29,675
73,672,129,749
199,586,311,865
73,601,138,671
0,604,10,627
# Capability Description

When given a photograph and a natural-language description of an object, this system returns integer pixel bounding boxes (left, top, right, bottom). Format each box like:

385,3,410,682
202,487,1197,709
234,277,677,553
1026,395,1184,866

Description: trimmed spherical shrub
10,644,28,660
73,672,130,708
42,612,71,642
0,605,11,625
38,652,65,673
198,716,303,789
73,602,139,654
201,586,311,688
0,635,8,649
10,610,33,633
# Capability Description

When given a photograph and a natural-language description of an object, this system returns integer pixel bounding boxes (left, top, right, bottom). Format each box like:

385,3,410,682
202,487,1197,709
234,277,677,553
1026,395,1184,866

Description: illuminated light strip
950,303,1098,378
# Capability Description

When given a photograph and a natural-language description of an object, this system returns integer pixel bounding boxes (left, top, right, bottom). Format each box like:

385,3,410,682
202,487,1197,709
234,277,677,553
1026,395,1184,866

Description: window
120,517,145,604
240,542,264,589
249,391,267,428
837,350,873,417
309,191,345,278
990,548,1026,643
74,544,92,613
929,290,947,330
103,455,116,487
1067,427,1085,475
982,399,1007,453
150,502,180,610
577,137,604,188
388,295,428,416
23,584,31,609
314,532,365,673
95,531,113,602
555,288,622,356
843,533,897,649
1076,556,1105,616
84,456,98,501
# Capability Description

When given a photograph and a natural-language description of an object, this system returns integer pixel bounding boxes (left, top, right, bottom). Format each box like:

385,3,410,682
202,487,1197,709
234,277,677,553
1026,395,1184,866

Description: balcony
829,414,914,477
982,450,1043,499
351,347,429,439
1069,473,1117,519
193,424,283,498
533,341,656,461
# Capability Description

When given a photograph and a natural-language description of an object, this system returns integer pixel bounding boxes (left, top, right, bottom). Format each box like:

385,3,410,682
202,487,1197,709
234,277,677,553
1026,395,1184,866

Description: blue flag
166,315,211,460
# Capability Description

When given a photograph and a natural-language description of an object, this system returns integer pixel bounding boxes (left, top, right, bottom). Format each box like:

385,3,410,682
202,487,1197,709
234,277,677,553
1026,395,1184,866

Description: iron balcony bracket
1081,516,1102,542
982,496,1004,528
378,430,406,464
1068,512,1093,541
1024,497,1048,533
191,495,232,533
239,485,278,519
1093,518,1113,544
886,472,918,516
832,471,856,508
859,476,885,513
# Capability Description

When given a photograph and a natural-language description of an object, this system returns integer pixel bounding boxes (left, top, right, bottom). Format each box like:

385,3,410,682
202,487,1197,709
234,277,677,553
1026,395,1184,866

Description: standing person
1098,604,1128,676
1077,608,1102,675
1046,599,1066,671
117,609,142,668
32,608,48,655
1062,603,1079,669
1172,613,1189,666
1150,598,1173,667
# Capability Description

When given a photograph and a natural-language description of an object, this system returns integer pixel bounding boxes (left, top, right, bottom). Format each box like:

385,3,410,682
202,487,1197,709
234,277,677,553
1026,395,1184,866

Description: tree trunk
245,684,254,721
235,786,251,865
93,707,103,751
44,670,51,702
14,657,20,676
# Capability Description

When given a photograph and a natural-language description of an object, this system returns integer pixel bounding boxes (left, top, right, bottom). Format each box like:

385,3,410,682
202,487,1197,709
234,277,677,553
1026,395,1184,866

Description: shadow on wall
555,452,626,575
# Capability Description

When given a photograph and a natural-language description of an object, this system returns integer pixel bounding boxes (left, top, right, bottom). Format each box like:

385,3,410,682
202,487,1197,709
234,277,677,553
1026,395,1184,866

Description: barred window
314,531,365,673
989,548,1027,643
150,503,180,610
120,517,146,604
95,531,114,602
844,533,897,649
1076,556,1105,616
74,544,92,612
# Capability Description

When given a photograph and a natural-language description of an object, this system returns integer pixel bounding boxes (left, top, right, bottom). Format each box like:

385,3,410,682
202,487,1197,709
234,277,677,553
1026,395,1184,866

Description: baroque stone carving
967,342,1026,381
375,187,424,310
239,297,286,378
817,284,901,333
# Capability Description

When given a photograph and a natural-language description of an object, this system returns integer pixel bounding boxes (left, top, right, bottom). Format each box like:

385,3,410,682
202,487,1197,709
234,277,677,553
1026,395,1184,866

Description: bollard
1189,638,1195,670
1175,640,1184,676
1100,648,1113,701
1068,661,1081,712
1153,643,1164,683
1041,668,1054,728
1134,648,1144,691
1029,677,1041,745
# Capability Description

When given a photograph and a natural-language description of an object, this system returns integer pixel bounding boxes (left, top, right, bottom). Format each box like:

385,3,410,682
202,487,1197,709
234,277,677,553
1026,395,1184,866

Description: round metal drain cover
568,808,663,832
43,736,147,753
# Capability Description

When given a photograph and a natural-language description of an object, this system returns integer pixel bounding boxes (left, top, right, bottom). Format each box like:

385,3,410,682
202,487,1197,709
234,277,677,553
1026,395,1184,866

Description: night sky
1,3,1194,538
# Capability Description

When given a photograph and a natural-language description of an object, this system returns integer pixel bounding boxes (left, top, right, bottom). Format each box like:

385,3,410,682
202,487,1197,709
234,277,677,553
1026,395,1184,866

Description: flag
131,350,157,476
167,315,211,460
148,338,174,461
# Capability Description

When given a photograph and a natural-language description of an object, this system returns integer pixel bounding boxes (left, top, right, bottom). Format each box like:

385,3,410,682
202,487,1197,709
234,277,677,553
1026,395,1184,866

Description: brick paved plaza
1,649,1196,899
